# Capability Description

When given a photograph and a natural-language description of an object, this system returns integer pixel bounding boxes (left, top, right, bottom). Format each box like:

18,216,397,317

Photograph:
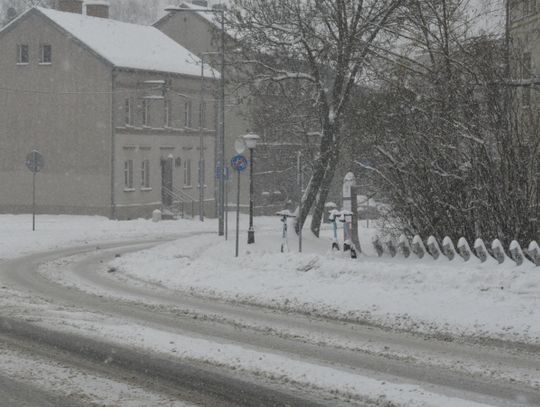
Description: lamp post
166,5,226,235
243,133,260,244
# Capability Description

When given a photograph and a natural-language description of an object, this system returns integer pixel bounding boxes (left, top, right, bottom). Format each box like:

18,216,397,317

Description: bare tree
1,0,54,26
360,0,540,245
225,0,404,236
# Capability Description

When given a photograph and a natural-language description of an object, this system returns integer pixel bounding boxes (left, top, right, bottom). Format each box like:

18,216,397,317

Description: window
17,44,29,64
39,44,52,64
124,98,133,126
141,159,150,188
185,101,192,128
124,159,134,189
164,99,172,127
199,101,206,128
142,99,150,126
183,158,192,187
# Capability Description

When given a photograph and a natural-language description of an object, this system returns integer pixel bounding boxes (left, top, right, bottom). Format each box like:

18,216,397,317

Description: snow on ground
109,216,540,345
37,312,495,407
0,345,194,407
1,214,539,405
0,214,214,259
1,213,538,344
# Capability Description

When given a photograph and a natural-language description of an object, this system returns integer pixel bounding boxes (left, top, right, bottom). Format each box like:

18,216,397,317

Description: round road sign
26,150,45,173
231,154,248,172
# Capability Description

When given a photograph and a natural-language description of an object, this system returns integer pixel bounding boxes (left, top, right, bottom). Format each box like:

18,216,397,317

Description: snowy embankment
110,216,540,345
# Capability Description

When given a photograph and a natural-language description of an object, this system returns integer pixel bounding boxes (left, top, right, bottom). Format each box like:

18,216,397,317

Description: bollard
411,235,426,259
372,235,384,257
152,209,162,223
276,210,295,253
527,241,540,266
398,234,411,258
491,239,505,264
329,209,341,251
473,238,488,263
441,236,456,261
340,211,357,258
509,240,524,266
426,236,441,260
456,237,472,261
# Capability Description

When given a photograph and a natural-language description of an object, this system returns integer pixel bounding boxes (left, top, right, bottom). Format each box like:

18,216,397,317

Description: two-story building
0,0,218,219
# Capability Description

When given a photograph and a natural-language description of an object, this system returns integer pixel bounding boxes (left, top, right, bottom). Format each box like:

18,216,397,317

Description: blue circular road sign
231,154,249,172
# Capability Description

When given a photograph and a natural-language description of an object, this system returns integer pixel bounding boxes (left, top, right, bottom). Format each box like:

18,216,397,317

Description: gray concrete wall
0,10,113,216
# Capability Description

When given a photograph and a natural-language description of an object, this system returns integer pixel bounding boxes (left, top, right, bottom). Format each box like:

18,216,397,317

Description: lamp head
243,133,260,149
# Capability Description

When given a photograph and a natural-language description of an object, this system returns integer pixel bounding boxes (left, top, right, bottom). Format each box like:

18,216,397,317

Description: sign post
25,150,44,231
231,154,248,257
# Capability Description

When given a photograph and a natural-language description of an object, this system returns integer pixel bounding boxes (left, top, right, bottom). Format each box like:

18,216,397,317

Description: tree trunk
310,148,340,237
295,121,338,235
295,152,328,234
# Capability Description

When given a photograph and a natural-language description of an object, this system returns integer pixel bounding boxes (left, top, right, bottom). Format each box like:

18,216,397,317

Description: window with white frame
164,99,172,127
124,98,133,126
185,101,192,128
141,159,150,188
17,44,29,64
142,99,150,126
183,158,192,187
124,159,134,189
39,44,52,64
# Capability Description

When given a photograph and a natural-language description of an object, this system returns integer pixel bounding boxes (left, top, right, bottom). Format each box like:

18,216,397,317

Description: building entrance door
161,158,173,207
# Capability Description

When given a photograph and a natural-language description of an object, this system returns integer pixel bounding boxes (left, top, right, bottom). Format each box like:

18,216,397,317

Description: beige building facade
0,3,217,219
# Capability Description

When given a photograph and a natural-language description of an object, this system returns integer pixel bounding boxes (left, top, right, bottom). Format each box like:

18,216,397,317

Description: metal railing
162,185,196,219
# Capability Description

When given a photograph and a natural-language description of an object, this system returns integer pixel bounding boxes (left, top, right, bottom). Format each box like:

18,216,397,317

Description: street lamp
243,133,260,244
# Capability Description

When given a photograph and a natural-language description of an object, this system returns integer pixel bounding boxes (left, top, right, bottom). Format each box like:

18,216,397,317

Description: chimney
192,0,209,7
85,1,110,18
56,0,83,14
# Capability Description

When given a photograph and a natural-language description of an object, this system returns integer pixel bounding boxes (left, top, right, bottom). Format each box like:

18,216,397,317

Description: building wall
112,70,216,219
0,11,113,216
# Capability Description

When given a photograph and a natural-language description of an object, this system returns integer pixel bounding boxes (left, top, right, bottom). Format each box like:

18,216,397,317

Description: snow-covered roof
164,2,222,29
158,2,236,38
36,7,219,78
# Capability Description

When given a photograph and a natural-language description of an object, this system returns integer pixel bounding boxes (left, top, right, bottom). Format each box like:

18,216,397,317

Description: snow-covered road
1,236,539,406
